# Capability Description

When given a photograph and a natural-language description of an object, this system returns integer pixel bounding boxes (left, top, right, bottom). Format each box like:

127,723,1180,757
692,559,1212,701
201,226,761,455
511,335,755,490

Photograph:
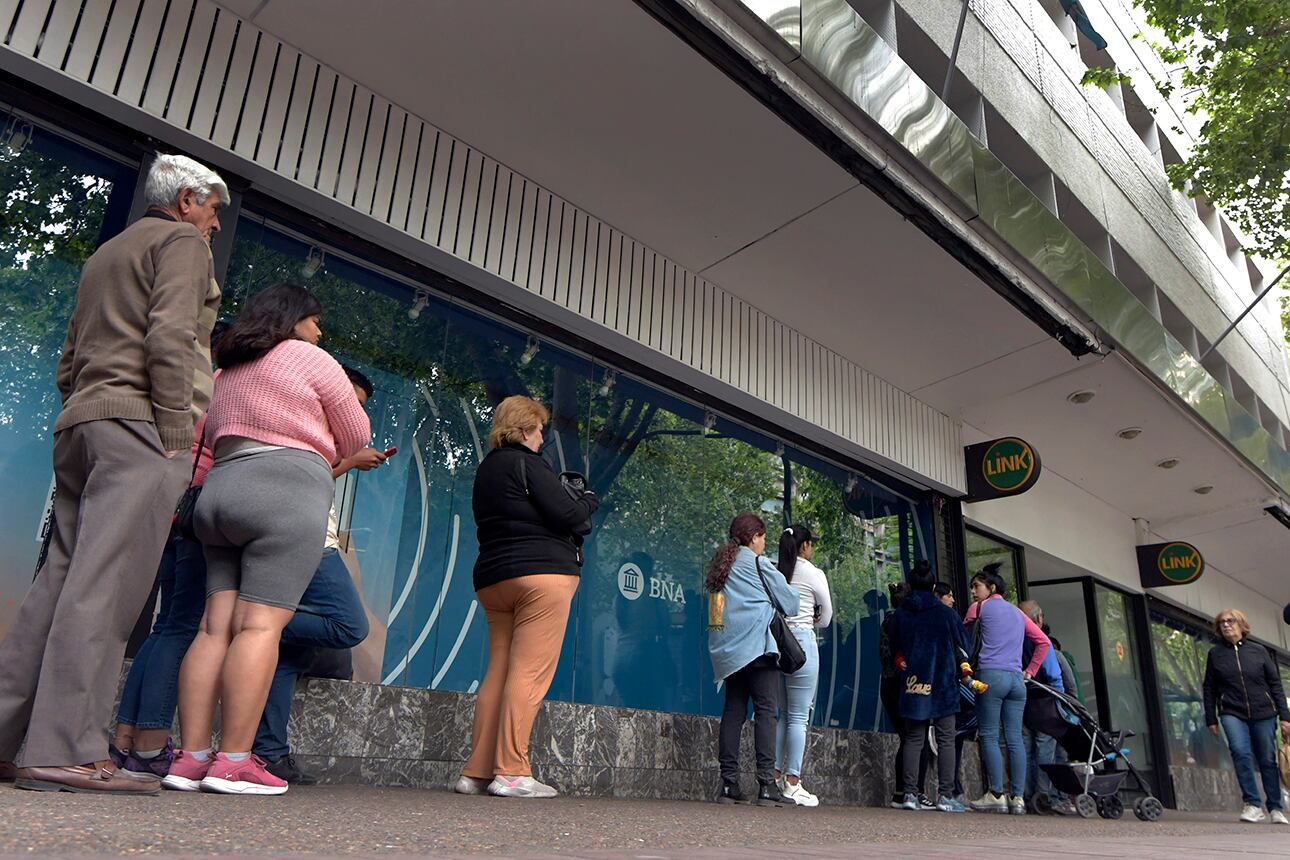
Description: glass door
0,113,136,639
1027,577,1165,800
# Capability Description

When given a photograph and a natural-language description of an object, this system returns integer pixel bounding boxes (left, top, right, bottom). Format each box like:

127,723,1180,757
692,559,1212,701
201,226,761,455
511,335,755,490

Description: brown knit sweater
54,213,221,451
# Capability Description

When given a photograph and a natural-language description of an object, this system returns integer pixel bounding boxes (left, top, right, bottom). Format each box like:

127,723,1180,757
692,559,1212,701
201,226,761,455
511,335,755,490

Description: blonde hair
488,395,549,450
1213,608,1251,638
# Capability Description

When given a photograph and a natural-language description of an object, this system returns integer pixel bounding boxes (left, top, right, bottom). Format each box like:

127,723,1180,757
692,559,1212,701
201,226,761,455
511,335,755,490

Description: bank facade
1,0,1288,811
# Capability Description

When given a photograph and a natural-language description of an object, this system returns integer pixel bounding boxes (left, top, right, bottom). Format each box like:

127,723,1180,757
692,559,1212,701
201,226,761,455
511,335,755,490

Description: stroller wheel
1097,794,1124,819
1075,793,1098,818
1134,796,1164,822
1032,793,1053,815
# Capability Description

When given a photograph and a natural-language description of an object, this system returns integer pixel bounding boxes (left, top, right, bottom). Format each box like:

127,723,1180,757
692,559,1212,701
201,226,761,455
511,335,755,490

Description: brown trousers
0,419,190,767
464,574,579,778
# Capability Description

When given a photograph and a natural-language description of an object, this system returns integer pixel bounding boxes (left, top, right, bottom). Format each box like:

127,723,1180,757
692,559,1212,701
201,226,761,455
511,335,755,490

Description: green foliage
789,461,905,628
0,147,115,433
1080,66,1133,89
1123,0,1290,262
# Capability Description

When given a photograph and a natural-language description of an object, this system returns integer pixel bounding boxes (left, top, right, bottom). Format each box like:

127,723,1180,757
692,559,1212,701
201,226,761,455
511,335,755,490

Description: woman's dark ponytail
705,513,766,592
776,523,815,582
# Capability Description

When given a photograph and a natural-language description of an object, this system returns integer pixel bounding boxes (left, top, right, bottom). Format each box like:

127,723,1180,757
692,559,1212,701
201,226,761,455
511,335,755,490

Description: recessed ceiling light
1067,390,1096,404
1156,458,1181,470
1117,427,1143,440
1193,485,1214,495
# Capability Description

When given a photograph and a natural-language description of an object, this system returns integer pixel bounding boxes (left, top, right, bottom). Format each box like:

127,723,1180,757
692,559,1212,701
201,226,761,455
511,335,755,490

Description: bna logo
1156,542,1203,584
617,563,644,600
982,438,1036,493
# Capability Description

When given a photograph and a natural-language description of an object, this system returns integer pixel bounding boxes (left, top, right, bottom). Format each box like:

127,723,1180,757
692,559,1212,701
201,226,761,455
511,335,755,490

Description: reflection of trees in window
1149,612,1227,770
789,461,905,627
0,143,115,432
964,529,1020,602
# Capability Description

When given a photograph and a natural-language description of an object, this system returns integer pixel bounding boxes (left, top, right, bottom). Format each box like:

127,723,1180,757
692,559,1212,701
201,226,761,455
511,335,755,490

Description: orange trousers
463,574,578,778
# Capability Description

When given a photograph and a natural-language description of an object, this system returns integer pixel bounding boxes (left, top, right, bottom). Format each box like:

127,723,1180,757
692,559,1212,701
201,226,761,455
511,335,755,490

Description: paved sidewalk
1,785,1284,858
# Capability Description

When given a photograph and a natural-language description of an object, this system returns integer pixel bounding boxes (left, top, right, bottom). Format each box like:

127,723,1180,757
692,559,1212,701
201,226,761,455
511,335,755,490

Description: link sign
964,437,1042,501
1137,541,1205,588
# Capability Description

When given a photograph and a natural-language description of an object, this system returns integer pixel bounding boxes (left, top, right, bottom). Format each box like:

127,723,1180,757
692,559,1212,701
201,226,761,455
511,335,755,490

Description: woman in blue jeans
965,564,1050,814
772,524,832,807
1203,608,1290,825
110,433,214,776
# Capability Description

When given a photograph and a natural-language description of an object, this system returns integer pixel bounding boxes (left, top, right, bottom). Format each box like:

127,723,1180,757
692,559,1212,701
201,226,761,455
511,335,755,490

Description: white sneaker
783,780,819,807
453,775,490,795
1240,804,1267,823
970,791,1009,813
1269,809,1288,825
1009,795,1026,815
487,774,558,798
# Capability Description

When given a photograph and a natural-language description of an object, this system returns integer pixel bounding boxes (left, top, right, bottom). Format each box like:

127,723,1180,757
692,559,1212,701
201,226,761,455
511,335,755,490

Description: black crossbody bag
172,430,204,542
755,557,807,674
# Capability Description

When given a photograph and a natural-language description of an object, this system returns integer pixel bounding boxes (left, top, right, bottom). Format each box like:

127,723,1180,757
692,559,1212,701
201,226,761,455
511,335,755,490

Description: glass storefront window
219,210,939,726
0,118,134,638
785,452,934,731
1149,610,1229,772
1095,586,1152,768
1027,580,1097,715
964,528,1022,602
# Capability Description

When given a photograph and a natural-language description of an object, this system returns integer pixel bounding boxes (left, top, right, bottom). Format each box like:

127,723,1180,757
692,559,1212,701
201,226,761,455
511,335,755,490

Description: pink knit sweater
204,339,370,465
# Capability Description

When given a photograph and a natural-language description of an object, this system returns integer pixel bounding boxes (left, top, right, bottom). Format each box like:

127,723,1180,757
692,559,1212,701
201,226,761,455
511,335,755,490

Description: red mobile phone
383,446,398,457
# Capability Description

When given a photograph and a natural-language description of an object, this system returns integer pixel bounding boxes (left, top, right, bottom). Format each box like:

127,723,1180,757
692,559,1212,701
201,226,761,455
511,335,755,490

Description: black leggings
881,675,928,794
719,655,780,784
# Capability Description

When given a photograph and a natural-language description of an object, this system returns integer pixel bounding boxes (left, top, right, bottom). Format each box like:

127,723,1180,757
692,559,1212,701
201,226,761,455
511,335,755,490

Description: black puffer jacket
1202,638,1290,725
472,443,599,591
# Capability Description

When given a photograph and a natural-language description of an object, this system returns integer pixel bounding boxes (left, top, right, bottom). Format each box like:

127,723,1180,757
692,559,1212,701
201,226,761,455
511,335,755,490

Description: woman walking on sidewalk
707,513,800,807
455,395,599,799
773,524,832,807
168,283,371,795
1203,608,1290,825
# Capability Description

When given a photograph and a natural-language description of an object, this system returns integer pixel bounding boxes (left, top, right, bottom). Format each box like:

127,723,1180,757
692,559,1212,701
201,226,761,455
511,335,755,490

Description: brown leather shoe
0,761,15,782
15,761,161,795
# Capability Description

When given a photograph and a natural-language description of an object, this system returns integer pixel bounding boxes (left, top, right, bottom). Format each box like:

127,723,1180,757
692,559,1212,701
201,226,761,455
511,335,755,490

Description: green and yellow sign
1137,541,1205,588
965,437,1042,501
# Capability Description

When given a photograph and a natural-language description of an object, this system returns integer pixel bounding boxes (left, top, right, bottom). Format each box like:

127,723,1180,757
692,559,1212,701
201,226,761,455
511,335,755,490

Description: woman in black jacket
1202,608,1290,824
455,395,598,799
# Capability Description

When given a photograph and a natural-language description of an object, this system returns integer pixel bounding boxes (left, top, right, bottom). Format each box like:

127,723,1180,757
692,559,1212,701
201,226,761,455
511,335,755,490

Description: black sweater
471,444,599,591
1202,638,1290,725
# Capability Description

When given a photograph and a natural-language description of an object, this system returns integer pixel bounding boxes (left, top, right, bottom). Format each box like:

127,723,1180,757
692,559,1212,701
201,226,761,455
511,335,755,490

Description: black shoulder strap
754,557,786,616
518,452,529,495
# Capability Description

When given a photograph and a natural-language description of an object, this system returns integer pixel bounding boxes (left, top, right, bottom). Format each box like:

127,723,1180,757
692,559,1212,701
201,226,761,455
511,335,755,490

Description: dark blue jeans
115,531,208,729
1220,714,1283,810
253,548,368,760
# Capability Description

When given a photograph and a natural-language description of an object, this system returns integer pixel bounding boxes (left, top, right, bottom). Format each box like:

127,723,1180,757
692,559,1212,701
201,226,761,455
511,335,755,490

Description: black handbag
172,430,204,542
755,558,807,674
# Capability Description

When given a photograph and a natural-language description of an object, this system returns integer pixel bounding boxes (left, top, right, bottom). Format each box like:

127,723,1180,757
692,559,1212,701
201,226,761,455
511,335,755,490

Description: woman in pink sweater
169,283,370,796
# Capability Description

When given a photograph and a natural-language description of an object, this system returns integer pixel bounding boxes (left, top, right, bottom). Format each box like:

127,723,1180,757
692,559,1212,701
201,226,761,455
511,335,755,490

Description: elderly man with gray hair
0,154,225,794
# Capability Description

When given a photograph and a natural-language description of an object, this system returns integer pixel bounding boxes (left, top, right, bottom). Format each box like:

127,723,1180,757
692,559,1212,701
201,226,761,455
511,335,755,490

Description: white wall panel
0,0,963,491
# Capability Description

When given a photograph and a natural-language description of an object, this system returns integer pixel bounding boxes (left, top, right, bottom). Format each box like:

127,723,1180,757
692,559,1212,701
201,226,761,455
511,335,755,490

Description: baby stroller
1024,678,1164,821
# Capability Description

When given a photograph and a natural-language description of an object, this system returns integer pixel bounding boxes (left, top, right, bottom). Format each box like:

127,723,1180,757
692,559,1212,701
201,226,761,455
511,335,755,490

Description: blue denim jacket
708,547,800,681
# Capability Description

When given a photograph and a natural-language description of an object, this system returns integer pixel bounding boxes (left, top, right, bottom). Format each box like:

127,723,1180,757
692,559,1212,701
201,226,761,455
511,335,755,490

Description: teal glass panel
0,121,134,639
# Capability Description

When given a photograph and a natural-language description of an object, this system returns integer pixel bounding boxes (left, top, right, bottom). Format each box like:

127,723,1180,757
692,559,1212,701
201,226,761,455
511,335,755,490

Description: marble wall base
1167,765,1260,813
282,678,987,806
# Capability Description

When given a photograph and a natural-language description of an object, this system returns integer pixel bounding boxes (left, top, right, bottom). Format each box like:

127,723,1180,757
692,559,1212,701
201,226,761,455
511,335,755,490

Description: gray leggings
195,447,334,610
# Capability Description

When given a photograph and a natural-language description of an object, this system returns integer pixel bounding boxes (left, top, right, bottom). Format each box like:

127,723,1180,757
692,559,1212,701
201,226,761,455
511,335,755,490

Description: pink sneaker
200,753,288,795
161,750,211,791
